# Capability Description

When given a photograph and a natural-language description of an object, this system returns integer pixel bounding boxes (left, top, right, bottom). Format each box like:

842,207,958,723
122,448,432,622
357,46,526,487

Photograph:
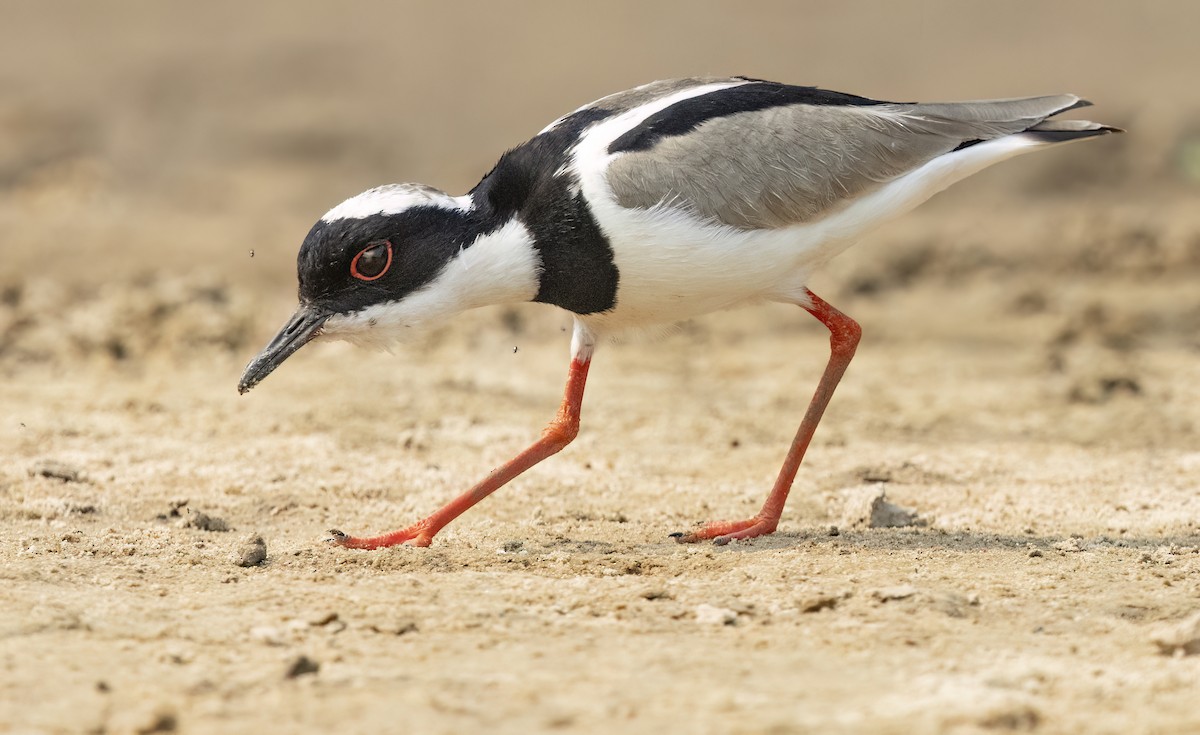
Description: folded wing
605,85,1114,230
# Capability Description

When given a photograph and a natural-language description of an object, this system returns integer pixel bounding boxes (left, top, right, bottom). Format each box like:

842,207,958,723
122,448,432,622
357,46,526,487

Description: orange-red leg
330,357,591,549
673,289,861,545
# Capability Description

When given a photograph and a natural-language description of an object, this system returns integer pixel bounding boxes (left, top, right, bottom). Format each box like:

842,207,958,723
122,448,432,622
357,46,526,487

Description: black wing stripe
607,82,893,155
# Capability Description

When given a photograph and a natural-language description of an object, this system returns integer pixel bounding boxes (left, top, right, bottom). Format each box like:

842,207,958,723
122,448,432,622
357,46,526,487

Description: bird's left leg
673,289,860,545
329,321,596,549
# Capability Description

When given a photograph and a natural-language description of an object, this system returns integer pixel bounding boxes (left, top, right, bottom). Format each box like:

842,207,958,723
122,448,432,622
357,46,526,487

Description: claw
325,526,434,549
673,517,777,545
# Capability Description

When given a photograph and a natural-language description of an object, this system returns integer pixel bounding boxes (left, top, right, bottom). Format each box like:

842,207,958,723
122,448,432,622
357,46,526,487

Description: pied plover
238,77,1120,548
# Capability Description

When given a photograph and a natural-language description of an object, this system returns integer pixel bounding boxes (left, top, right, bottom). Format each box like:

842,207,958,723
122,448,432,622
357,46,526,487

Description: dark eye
350,241,392,281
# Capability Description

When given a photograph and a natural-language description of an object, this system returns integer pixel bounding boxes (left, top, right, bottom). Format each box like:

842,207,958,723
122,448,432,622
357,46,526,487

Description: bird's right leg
673,289,861,545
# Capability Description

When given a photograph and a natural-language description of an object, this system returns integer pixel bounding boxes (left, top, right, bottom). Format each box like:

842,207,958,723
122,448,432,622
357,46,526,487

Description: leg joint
802,290,861,356
541,416,579,451
830,316,862,356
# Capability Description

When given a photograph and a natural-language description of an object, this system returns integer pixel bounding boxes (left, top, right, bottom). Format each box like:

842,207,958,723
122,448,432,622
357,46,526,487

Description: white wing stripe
568,80,750,203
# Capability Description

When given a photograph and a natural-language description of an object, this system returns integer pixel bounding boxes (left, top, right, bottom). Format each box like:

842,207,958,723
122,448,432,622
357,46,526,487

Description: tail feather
1025,118,1125,144
908,94,1086,128
905,94,1123,150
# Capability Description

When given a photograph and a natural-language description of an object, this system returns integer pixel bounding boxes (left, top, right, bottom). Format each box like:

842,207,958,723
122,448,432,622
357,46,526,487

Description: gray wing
605,94,1090,230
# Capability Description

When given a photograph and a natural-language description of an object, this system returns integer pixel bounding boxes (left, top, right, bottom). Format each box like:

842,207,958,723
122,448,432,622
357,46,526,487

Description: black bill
238,305,329,394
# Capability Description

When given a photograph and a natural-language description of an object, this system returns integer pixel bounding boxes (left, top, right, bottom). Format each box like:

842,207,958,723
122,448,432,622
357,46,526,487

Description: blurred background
2,1,1196,273
3,5,1199,731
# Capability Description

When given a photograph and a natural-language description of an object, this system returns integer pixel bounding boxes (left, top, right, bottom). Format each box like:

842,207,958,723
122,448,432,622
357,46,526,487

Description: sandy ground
3,2,1200,733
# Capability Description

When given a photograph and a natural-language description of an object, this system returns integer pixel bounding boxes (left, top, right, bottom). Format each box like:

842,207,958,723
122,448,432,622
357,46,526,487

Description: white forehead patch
320,183,471,222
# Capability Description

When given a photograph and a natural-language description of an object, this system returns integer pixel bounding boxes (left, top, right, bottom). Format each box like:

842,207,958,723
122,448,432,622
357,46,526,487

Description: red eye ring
350,241,393,281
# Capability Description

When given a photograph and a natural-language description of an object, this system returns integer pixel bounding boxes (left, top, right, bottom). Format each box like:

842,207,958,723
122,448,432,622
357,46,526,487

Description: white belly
584,206,837,332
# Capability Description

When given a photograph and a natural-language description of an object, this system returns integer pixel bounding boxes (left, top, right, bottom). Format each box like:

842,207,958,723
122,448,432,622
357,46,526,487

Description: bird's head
238,183,539,395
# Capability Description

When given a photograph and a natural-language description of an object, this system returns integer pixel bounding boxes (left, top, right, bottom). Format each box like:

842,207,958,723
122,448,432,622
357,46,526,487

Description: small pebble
309,612,339,627
249,626,284,646
285,655,319,679
930,591,971,618
30,460,84,483
133,708,177,733
1150,611,1200,656
798,593,843,613
1053,537,1085,553
694,604,738,626
182,509,230,533
872,585,918,602
234,534,267,567
369,619,419,636
839,486,923,529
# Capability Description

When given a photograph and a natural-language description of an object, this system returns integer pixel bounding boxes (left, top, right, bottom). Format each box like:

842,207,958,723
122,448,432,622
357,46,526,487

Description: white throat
321,217,541,350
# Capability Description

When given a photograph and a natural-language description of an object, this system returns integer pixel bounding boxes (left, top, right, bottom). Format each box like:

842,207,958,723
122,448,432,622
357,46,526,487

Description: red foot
671,515,780,546
326,526,434,549
325,357,594,552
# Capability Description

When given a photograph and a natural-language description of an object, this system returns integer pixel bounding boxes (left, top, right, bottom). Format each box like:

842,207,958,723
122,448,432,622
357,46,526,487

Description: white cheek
320,217,541,351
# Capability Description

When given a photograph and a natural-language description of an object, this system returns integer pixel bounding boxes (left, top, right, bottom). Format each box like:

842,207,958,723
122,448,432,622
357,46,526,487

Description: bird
237,76,1120,549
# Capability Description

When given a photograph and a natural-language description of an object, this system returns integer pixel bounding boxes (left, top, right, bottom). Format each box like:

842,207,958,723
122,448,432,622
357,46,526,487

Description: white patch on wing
537,79,671,136
570,81,749,175
321,184,471,223
321,218,540,350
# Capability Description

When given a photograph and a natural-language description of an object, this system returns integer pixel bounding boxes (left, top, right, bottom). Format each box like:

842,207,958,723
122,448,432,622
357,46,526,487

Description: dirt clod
840,486,924,529
181,509,230,533
233,534,267,567
1150,612,1200,656
368,620,419,636
30,460,85,483
1053,537,1085,553
798,593,844,613
873,585,919,602
694,604,738,626
309,612,339,626
285,655,320,679
133,709,177,734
